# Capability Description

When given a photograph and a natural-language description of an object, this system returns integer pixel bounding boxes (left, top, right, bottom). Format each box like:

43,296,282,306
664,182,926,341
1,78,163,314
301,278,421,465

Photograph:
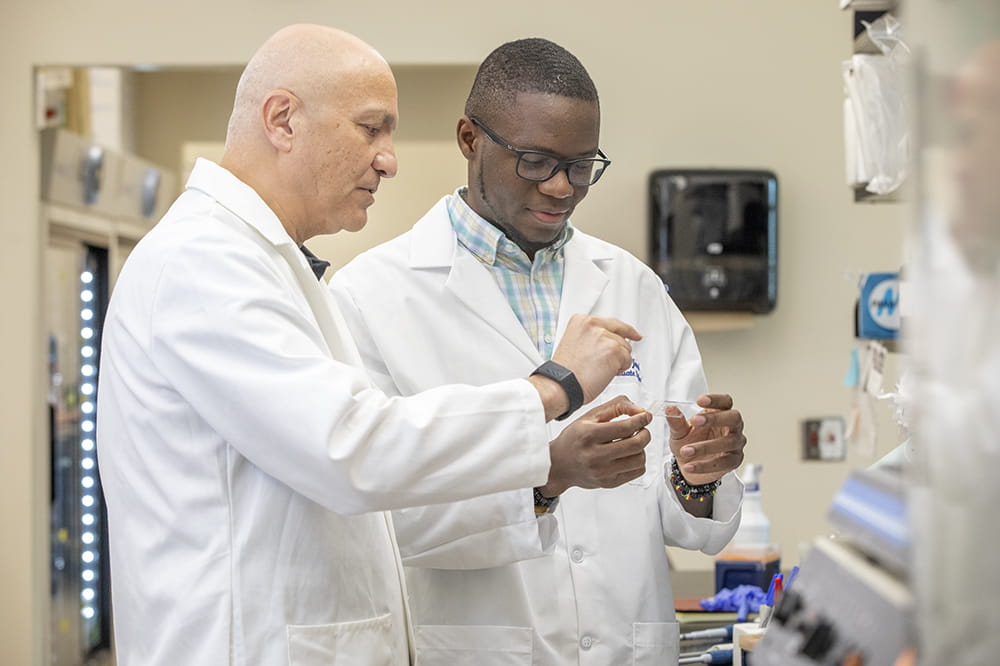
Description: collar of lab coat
185,158,367,371
186,158,298,249
406,195,614,360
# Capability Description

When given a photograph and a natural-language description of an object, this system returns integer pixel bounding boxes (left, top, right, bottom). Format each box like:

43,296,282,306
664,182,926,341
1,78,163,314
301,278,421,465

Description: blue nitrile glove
699,585,767,622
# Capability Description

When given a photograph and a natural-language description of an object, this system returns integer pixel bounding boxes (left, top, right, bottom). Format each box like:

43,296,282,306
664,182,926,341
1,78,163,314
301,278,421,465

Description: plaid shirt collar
446,187,574,269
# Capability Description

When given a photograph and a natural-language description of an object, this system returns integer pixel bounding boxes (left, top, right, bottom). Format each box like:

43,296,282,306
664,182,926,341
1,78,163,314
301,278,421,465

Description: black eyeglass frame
468,116,611,187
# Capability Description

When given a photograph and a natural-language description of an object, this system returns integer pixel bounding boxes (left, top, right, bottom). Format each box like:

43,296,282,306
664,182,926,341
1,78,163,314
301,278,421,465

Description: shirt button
544,334,553,343
580,635,593,650
571,548,584,563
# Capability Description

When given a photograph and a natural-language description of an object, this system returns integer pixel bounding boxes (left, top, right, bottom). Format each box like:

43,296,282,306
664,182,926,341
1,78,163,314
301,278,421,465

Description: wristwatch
533,487,560,515
530,360,584,421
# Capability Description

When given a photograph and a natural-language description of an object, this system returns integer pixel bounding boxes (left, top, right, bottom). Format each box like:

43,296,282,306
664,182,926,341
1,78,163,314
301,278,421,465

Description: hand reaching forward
539,395,653,498
665,394,746,486
550,314,641,404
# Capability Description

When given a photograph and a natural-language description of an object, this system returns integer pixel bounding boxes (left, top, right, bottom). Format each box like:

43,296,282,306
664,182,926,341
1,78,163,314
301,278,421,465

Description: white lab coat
330,195,744,666
96,161,555,666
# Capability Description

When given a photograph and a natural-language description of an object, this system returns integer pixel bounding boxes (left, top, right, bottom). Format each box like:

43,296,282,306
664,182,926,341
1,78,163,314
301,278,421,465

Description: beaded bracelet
669,457,722,502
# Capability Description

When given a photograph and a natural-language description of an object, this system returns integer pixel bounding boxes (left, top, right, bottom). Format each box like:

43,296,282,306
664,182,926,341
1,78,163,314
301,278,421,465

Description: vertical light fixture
77,268,100,634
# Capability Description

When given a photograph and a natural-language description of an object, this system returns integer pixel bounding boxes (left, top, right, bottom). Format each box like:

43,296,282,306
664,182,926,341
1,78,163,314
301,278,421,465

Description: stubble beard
475,171,563,259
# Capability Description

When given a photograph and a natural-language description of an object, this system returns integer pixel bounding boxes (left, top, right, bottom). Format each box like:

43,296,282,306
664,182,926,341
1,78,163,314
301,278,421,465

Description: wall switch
802,417,846,461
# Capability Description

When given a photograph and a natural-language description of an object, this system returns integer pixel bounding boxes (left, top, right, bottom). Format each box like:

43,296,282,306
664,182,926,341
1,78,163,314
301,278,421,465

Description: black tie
299,245,331,281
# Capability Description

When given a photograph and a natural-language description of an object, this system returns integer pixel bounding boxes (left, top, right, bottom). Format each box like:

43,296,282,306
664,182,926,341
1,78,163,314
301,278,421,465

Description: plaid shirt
447,188,574,360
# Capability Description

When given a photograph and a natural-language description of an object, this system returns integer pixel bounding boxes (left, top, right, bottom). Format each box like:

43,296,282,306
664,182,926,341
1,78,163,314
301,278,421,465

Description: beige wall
1,2,908,664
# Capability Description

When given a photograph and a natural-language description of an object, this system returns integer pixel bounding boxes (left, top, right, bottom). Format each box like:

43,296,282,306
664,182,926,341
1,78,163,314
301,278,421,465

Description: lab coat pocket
414,624,532,666
287,613,395,666
632,621,679,665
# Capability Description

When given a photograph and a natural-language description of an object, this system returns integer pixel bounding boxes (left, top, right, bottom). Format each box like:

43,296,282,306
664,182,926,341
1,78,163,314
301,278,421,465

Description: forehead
493,92,600,153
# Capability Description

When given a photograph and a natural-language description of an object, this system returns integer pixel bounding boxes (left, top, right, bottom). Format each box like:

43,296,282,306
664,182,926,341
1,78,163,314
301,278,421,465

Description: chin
530,227,566,244
341,216,369,234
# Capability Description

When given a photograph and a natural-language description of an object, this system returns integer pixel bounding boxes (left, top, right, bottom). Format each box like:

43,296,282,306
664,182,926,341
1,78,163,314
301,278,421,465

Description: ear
261,89,299,152
456,116,477,160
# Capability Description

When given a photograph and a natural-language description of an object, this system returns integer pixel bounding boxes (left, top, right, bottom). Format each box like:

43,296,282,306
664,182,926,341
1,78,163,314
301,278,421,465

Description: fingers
676,433,746,477
689,407,744,432
552,315,641,403
696,393,734,410
664,406,693,439
558,425,650,490
584,424,651,467
678,427,747,458
679,449,745,478
565,314,640,375
548,398,652,491
608,451,648,486
588,315,643,342
594,446,648,487
590,412,652,448
583,395,648,423
568,396,652,445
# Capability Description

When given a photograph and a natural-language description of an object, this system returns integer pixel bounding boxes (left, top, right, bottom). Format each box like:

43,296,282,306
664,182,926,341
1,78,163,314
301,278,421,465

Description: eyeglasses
469,116,611,187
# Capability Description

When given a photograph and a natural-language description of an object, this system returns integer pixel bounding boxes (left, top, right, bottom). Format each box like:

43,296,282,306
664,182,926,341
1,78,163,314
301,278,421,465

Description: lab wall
0,2,908,664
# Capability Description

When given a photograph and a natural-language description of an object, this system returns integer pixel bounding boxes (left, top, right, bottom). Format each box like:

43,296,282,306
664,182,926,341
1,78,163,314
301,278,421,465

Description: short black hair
465,38,599,125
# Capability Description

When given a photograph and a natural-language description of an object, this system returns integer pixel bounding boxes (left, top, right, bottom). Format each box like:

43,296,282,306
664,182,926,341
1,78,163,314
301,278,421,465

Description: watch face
533,487,559,509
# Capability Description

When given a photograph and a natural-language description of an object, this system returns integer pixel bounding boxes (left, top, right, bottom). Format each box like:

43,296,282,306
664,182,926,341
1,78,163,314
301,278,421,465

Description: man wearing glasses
330,38,747,666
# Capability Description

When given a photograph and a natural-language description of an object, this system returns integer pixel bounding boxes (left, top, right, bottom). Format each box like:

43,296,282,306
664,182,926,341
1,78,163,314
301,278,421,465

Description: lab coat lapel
276,243,367,373
555,235,612,341
446,251,542,363
189,159,367,373
409,199,542,364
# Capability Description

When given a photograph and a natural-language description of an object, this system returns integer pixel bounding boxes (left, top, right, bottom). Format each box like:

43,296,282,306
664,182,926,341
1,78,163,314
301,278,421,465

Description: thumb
586,396,647,424
664,405,692,439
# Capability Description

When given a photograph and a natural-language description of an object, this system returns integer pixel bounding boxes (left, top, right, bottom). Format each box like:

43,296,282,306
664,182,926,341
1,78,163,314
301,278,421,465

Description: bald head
225,24,388,149
218,24,399,244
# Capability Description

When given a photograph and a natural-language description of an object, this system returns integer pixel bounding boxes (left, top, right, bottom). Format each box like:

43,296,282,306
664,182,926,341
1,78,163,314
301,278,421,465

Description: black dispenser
649,169,778,313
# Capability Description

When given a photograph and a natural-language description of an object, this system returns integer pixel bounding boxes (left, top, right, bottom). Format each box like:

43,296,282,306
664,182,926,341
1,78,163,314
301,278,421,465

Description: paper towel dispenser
649,168,778,313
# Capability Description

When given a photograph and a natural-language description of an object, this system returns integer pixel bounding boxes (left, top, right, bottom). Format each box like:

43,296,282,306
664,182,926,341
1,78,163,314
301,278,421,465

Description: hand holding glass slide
649,394,747,487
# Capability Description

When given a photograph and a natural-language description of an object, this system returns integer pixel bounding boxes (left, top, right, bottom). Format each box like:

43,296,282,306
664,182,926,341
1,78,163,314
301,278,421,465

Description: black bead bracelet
669,457,722,502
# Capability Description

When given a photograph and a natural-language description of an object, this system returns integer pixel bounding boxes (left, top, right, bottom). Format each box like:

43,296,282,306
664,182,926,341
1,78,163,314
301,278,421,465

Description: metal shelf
840,0,898,10
853,185,903,203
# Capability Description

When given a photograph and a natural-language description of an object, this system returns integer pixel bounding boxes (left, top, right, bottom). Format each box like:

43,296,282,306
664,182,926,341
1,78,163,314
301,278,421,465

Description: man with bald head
97,25,647,665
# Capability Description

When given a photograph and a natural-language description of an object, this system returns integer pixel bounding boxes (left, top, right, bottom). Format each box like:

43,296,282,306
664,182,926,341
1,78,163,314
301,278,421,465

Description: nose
537,167,575,199
374,139,398,178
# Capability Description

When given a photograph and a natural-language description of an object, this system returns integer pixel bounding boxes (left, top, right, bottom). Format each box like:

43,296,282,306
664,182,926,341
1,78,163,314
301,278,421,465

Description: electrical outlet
802,417,846,461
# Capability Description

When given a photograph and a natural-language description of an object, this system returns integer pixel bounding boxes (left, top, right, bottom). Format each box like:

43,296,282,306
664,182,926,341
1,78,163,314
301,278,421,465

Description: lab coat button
571,548,584,563
580,635,593,650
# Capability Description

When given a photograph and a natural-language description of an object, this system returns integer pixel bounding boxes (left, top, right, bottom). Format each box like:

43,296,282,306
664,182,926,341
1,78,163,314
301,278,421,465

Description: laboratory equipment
752,466,912,665
679,647,734,665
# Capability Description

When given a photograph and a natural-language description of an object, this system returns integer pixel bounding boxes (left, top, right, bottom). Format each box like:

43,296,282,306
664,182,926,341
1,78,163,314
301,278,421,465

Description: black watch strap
530,360,585,421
